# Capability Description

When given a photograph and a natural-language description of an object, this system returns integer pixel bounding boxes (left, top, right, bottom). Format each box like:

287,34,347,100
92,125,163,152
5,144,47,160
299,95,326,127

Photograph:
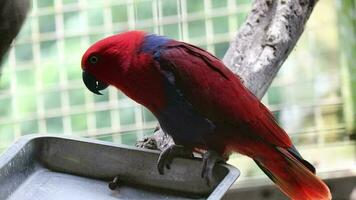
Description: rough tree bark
0,0,30,66
136,0,318,151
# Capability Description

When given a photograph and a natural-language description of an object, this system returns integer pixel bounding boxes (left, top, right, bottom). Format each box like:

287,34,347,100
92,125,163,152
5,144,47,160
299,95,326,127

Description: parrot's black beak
82,71,109,95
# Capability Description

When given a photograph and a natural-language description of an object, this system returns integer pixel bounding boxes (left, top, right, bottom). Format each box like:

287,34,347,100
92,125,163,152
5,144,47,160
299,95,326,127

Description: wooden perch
139,0,318,151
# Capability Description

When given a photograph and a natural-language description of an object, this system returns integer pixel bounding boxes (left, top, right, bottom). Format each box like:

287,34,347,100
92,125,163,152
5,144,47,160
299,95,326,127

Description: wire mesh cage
0,0,354,181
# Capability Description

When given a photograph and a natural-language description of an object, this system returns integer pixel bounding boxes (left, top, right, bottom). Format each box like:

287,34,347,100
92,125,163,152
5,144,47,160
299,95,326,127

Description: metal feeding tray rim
0,135,240,200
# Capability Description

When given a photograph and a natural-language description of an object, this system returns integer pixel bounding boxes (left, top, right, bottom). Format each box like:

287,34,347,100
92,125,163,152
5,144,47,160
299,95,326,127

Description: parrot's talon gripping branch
108,176,120,190
201,150,226,186
157,145,193,175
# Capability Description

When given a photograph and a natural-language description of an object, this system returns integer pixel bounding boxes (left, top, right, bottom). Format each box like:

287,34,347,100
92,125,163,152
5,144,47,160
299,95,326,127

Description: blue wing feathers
141,34,169,53
151,45,216,146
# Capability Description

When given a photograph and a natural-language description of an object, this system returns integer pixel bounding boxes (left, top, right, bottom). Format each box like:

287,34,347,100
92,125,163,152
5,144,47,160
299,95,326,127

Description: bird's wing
154,41,292,148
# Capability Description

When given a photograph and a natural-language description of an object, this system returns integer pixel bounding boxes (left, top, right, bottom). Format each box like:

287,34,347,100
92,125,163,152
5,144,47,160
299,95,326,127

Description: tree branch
223,0,317,99
136,0,318,151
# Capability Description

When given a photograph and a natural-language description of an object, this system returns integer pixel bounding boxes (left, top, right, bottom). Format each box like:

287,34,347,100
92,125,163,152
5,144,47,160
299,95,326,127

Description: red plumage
158,42,292,149
81,31,331,200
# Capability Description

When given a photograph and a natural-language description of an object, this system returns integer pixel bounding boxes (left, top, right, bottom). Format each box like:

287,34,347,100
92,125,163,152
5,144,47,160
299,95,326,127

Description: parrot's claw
157,145,193,175
201,150,226,186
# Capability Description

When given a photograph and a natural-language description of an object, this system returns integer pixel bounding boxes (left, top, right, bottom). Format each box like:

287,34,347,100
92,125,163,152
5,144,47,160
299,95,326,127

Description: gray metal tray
0,135,239,200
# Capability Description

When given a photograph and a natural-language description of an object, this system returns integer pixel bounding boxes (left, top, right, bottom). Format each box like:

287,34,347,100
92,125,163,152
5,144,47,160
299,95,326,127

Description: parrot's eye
89,55,99,64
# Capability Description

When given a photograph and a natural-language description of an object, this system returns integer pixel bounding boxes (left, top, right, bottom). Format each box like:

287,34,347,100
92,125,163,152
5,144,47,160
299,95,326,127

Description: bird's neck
113,54,167,114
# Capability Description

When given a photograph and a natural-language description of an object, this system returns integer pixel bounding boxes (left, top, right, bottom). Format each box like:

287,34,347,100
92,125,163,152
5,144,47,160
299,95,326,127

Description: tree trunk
136,0,318,151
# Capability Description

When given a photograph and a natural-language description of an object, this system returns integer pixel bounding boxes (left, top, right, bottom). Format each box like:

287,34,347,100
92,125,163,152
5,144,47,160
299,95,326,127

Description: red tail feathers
255,147,331,200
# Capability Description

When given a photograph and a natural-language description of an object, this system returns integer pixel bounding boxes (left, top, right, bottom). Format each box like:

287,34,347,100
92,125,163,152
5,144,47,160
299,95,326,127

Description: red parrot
81,31,331,200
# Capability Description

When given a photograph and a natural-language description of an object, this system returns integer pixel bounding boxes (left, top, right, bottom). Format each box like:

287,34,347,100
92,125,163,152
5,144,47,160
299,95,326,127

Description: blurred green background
0,0,355,180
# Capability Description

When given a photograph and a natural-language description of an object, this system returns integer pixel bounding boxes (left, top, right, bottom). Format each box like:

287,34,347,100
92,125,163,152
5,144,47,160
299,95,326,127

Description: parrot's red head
81,31,146,95
81,31,167,112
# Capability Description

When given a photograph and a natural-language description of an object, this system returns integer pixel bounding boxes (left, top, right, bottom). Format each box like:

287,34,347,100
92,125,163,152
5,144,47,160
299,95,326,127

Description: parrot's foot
157,145,193,175
201,150,226,186
108,176,120,190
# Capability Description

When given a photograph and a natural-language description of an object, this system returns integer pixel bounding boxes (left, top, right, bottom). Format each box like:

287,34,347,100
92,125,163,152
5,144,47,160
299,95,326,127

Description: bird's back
154,40,292,148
